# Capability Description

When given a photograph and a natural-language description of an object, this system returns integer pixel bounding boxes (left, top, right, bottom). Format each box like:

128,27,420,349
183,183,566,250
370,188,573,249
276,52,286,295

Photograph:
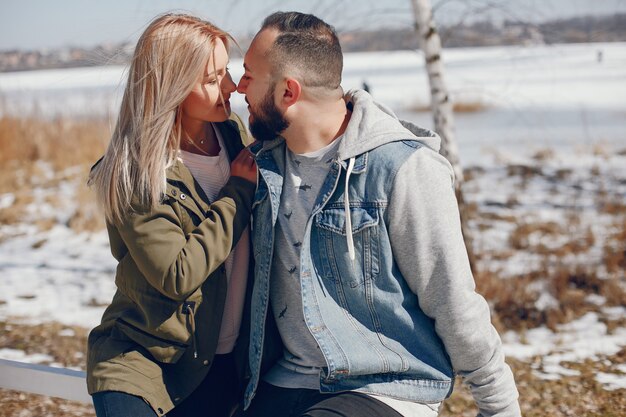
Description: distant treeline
1,13,625,72
339,13,626,51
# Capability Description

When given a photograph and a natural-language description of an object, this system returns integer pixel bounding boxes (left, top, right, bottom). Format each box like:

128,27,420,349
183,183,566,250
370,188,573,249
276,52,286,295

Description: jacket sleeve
386,146,521,417
117,176,256,301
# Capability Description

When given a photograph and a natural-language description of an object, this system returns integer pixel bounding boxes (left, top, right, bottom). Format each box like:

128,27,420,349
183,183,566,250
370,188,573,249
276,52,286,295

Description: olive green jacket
86,114,255,416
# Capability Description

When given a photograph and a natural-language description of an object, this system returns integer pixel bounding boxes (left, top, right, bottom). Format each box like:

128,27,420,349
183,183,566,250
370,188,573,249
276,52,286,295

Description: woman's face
180,38,236,124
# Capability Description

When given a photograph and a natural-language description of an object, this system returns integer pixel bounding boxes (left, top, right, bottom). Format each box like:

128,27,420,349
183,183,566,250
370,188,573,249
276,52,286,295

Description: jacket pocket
115,317,189,364
105,330,163,379
114,255,204,364
316,205,379,235
314,205,381,288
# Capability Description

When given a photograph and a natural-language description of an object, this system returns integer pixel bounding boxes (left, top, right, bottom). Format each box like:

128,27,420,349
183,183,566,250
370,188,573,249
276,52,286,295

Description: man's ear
280,77,301,109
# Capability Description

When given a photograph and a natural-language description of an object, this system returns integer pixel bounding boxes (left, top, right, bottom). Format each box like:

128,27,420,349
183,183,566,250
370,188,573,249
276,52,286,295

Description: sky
1,0,626,51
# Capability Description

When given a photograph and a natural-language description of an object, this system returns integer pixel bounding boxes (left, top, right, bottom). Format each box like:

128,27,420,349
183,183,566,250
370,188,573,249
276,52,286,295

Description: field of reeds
0,115,625,417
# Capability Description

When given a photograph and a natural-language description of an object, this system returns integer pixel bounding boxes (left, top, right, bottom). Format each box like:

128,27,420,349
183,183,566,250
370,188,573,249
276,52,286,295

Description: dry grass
1,320,623,417
0,116,109,174
509,223,595,257
440,354,626,417
468,149,626,333
475,270,552,332
462,166,485,182
0,321,94,417
477,211,518,223
407,99,490,113
508,221,563,251
603,219,626,276
475,217,626,332
546,265,625,322
0,191,33,226
0,115,108,233
0,390,95,417
531,148,556,162
67,185,105,232
599,198,626,216
552,168,573,181
452,100,490,113
506,164,543,180
0,321,88,368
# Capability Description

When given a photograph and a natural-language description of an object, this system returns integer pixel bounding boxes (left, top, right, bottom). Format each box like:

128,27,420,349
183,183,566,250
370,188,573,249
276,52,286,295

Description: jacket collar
255,136,368,175
215,118,245,161
165,159,211,216
165,118,245,212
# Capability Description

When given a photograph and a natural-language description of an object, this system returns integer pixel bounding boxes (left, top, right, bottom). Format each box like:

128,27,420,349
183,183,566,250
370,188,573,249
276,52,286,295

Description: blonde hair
89,13,232,224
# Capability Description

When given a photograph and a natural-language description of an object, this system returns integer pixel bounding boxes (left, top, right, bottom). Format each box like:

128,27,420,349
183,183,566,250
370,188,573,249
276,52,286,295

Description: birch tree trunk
410,0,476,271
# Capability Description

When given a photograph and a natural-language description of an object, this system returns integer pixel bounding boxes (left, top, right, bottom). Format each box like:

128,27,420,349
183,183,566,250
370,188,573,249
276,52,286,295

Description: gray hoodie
249,89,521,416
340,89,521,416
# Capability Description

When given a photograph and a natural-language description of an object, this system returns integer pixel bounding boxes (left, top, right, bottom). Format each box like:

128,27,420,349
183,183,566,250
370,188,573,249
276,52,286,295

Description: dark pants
93,391,157,417
235,381,403,417
93,353,239,417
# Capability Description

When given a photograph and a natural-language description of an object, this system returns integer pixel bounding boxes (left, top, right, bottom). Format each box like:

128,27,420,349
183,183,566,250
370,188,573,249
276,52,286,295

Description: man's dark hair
261,11,343,90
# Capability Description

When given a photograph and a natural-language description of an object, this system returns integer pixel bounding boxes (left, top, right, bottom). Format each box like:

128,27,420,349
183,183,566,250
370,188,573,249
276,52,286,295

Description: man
236,11,521,417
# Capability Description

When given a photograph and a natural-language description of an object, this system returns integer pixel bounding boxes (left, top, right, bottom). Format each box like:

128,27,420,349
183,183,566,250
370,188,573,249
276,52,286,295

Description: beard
249,87,290,142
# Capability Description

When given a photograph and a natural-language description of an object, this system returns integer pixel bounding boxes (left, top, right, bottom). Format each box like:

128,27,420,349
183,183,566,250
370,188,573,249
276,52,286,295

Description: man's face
237,29,289,141
248,83,289,142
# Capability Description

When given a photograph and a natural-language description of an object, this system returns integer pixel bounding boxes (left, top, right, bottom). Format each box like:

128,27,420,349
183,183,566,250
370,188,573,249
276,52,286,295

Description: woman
87,14,256,417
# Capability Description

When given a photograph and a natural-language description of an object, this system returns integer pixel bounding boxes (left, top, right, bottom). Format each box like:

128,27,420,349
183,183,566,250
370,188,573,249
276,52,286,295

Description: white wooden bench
0,358,91,404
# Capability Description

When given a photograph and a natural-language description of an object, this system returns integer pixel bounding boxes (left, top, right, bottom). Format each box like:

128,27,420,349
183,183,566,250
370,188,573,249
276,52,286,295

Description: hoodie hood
337,89,440,160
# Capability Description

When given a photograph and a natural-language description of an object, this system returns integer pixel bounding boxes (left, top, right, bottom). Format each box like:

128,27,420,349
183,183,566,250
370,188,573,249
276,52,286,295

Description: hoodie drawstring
344,157,356,262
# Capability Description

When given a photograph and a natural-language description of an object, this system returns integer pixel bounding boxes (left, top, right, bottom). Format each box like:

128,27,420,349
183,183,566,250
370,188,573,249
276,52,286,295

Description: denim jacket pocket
314,205,381,288
315,205,379,236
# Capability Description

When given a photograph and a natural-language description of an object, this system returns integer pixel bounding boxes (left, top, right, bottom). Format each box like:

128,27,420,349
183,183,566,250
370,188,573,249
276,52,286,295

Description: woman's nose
223,72,237,94
236,78,247,94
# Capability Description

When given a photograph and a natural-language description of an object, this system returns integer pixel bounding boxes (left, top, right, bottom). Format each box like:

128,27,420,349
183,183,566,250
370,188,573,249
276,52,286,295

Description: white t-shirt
178,123,250,354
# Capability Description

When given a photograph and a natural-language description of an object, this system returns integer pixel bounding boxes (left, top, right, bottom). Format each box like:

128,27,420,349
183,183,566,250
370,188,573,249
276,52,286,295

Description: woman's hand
230,149,257,184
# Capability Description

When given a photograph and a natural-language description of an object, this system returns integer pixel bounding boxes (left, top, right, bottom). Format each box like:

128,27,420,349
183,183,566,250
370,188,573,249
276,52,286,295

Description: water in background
1,42,625,165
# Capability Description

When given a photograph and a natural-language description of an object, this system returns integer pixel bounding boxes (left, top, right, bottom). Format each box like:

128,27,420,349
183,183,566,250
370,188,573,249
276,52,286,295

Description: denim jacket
245,90,521,416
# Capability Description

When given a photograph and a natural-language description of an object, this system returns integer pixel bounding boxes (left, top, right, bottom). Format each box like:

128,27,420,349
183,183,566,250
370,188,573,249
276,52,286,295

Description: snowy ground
1,42,625,391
